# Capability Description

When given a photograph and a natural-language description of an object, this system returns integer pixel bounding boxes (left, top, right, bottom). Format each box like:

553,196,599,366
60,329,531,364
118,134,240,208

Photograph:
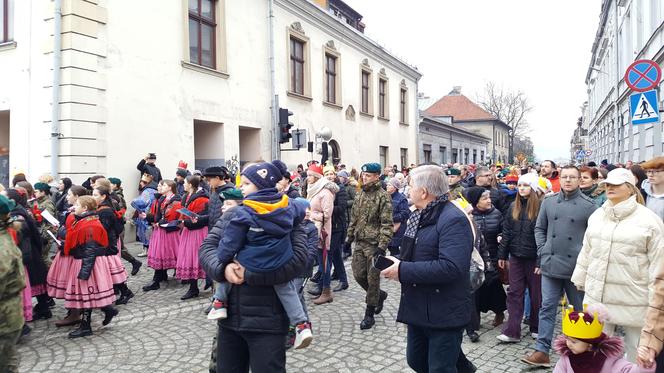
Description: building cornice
420,116,491,143
275,0,422,82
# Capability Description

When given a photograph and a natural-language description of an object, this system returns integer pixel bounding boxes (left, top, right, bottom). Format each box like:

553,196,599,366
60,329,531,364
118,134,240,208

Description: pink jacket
553,335,655,373
307,180,337,250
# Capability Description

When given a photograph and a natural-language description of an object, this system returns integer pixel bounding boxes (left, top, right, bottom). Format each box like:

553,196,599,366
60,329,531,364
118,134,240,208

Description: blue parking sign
630,90,660,125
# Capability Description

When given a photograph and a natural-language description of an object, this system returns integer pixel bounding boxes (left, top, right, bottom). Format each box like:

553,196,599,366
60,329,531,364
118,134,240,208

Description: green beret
361,163,382,174
445,168,461,176
221,188,243,201
0,194,15,214
34,182,50,192
108,177,122,186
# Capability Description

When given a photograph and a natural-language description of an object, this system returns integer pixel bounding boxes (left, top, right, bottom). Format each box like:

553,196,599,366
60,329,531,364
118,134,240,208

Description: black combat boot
115,283,134,305
101,305,119,326
360,305,376,330
180,280,200,300
130,260,142,276
68,309,92,338
142,270,162,292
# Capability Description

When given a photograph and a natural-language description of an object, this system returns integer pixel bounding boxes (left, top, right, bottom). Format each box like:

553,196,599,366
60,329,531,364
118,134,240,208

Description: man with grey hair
474,166,507,214
381,164,475,372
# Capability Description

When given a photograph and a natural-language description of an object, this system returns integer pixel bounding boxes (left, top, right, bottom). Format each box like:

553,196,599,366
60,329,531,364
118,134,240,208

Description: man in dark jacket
329,176,349,292
522,166,597,367
199,210,310,373
386,178,410,256
272,160,300,199
381,165,473,373
137,153,162,182
346,162,393,330
475,166,507,215
203,166,234,230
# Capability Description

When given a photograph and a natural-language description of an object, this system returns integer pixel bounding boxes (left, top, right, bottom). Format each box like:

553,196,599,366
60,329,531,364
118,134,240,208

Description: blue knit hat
242,162,281,190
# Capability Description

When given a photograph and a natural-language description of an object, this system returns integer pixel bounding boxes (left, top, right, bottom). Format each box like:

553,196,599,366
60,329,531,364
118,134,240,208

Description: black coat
498,198,538,261
11,206,47,287
472,207,503,263
97,199,123,256
199,214,309,334
137,159,162,182
331,183,348,233
396,201,474,330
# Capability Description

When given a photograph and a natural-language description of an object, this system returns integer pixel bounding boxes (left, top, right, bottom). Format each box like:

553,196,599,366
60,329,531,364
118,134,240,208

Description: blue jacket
389,191,410,248
217,189,305,273
396,200,473,329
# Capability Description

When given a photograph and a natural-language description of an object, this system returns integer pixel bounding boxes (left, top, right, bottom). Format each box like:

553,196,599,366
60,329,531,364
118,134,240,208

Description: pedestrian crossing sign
630,89,660,125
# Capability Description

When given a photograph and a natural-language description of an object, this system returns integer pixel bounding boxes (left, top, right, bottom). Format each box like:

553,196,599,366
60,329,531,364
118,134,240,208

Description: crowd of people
3,152,664,373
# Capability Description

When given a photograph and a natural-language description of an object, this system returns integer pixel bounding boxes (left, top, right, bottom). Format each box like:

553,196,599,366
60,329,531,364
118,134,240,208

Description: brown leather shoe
313,288,333,305
521,351,550,367
55,309,82,327
492,312,505,327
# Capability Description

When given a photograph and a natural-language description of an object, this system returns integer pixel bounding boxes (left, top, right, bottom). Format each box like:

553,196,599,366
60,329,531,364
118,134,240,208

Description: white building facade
0,0,420,191
585,0,664,164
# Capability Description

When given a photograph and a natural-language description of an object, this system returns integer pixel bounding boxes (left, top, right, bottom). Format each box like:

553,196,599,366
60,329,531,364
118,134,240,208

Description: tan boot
55,309,82,327
313,288,333,305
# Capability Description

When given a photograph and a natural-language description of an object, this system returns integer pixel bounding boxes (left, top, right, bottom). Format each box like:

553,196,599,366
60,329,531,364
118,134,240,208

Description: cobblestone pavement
18,243,560,372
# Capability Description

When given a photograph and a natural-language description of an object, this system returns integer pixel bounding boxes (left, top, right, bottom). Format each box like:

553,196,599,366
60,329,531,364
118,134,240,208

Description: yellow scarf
243,194,289,214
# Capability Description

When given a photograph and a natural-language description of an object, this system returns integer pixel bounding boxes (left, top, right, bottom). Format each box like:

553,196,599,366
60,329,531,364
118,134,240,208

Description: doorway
193,119,224,171
0,111,9,187
328,139,340,165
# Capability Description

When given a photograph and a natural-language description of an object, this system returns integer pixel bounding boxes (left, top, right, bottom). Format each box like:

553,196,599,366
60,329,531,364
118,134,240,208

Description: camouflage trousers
351,242,383,307
0,329,21,373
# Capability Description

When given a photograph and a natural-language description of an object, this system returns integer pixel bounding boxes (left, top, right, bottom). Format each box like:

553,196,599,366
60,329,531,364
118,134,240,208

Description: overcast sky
344,0,602,162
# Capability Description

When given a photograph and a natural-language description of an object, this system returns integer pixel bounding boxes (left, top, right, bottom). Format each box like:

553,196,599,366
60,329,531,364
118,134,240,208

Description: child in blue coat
216,162,313,349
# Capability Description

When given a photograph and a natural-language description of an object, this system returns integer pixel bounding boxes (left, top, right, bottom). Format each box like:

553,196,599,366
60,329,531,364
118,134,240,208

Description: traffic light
278,108,293,144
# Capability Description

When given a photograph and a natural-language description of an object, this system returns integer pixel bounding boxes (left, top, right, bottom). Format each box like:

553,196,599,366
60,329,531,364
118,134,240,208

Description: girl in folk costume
176,175,209,300
92,183,133,305
5,188,50,330
62,196,119,338
46,185,88,326
142,180,182,292
305,163,338,305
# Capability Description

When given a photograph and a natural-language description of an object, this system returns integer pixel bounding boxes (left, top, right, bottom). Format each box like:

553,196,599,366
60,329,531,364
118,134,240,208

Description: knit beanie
108,177,122,187
271,160,291,180
176,169,188,178
323,163,336,175
463,186,489,208
0,194,15,214
241,162,281,190
34,182,50,192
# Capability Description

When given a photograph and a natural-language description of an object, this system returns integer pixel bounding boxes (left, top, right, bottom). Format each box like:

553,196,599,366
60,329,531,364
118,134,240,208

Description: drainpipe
268,0,278,160
50,0,62,179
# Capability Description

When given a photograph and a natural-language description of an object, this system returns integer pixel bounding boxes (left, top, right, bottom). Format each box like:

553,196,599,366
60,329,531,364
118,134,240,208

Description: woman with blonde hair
572,168,663,361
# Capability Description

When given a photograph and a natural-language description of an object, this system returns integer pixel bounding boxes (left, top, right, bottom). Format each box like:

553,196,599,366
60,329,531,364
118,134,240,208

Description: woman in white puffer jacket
572,168,664,362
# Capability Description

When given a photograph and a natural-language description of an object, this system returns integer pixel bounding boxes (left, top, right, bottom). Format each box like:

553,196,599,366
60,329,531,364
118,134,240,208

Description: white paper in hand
47,230,62,246
41,210,60,227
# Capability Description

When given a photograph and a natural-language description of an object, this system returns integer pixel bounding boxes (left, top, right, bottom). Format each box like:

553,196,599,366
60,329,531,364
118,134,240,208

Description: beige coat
571,195,664,327
640,259,664,354
306,178,338,250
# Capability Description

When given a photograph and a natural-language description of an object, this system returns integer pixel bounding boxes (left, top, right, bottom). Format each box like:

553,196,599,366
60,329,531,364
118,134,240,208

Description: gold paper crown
561,304,604,340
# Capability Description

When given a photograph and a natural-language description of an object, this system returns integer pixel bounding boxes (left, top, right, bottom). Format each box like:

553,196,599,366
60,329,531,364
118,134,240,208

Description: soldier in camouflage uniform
34,182,57,268
0,194,26,373
346,163,393,330
446,168,465,200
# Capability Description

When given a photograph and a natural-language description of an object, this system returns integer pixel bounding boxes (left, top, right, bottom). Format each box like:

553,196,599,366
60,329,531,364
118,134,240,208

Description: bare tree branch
477,82,533,162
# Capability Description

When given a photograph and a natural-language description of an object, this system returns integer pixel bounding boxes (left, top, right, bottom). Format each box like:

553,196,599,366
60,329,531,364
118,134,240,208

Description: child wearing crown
553,303,655,372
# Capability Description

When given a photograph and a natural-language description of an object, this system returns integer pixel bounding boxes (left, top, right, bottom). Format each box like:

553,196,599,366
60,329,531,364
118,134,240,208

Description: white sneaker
531,332,539,339
294,322,313,349
206,300,227,320
496,334,520,343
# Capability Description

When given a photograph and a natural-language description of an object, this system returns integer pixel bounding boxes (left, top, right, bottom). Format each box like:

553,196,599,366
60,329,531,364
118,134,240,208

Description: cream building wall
0,0,420,201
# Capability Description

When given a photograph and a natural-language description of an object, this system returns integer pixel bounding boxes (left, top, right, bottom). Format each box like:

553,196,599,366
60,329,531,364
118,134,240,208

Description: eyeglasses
560,176,579,180
646,170,664,175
